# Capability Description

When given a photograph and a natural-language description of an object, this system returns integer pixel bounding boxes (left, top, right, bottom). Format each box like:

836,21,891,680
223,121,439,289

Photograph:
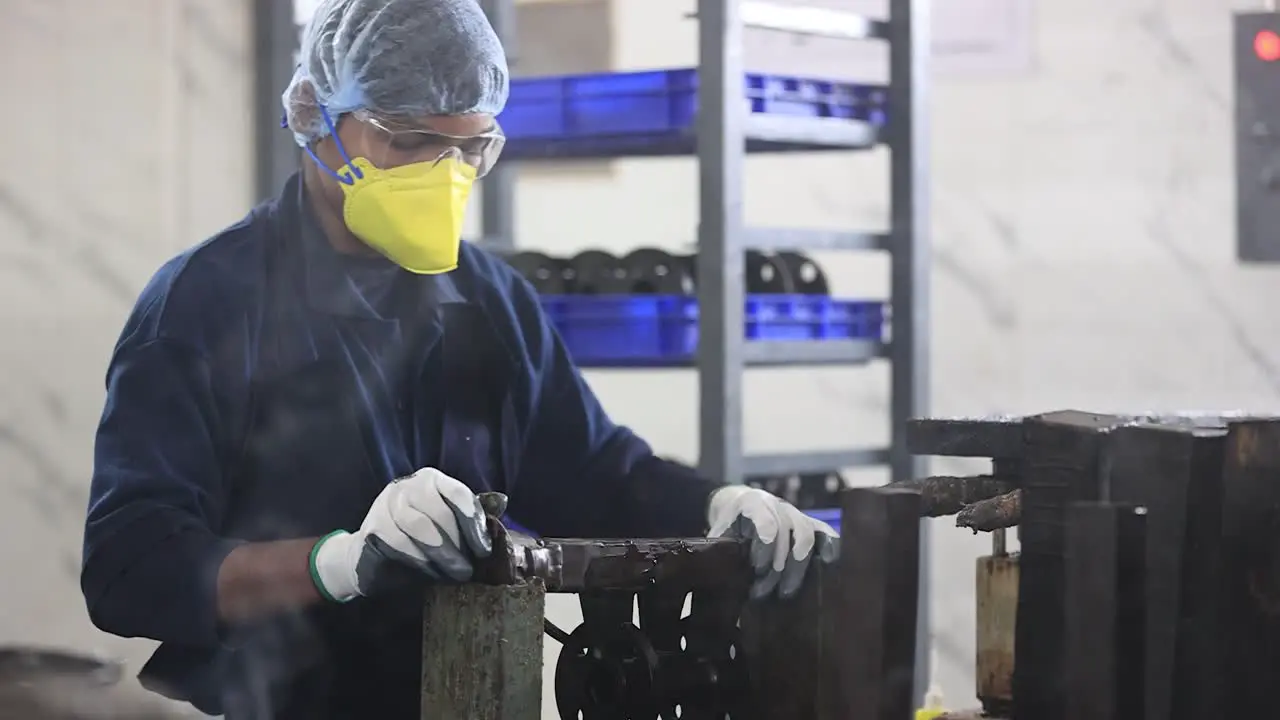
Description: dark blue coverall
80,173,721,720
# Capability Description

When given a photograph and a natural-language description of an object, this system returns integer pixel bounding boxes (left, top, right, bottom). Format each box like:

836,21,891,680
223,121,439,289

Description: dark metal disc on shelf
776,251,831,295
745,250,795,294
747,475,806,508
621,248,697,295
567,249,631,294
503,250,568,294
683,252,793,294
795,472,846,510
746,473,845,510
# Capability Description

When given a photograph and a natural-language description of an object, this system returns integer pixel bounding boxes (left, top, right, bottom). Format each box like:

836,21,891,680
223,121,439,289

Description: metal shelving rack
259,0,931,702
479,0,932,701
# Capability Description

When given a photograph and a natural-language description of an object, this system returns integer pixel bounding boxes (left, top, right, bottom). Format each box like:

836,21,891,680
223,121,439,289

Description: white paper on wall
745,0,1036,81
931,0,1035,77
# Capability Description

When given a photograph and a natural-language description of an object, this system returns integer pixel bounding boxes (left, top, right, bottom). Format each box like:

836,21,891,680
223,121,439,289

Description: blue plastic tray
540,294,885,367
501,68,887,158
805,508,842,534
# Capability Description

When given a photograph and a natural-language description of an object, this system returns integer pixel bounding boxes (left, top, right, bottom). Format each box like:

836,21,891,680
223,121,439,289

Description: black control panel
1235,12,1280,262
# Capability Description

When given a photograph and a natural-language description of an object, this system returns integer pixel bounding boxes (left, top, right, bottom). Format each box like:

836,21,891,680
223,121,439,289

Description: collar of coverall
289,172,468,319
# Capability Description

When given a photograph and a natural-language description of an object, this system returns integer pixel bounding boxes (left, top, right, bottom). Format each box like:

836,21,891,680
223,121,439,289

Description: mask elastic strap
299,106,365,186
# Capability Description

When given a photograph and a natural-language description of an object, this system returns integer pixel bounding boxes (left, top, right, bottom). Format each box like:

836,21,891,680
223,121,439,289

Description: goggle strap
301,106,364,186
289,107,495,181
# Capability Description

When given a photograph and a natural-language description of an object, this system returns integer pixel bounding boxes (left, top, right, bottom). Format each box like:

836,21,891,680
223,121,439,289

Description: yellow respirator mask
336,156,475,274
304,107,491,275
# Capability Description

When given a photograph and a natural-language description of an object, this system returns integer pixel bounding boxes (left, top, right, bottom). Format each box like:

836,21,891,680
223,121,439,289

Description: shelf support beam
253,0,301,202
697,0,748,486
887,0,934,705
480,0,518,250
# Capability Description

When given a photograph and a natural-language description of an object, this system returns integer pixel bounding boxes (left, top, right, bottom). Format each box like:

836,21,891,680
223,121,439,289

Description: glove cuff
310,530,360,603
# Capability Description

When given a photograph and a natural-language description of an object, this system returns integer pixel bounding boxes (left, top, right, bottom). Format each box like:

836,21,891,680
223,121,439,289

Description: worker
79,1,838,718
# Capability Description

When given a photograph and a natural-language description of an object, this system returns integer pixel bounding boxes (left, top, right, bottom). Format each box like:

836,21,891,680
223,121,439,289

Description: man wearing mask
79,1,838,718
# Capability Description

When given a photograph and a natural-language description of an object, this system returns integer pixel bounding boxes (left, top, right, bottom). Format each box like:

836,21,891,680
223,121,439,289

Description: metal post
480,0,518,249
1016,412,1117,720
421,583,546,720
837,487,924,720
1064,503,1148,720
1217,420,1280,718
697,0,747,486
253,0,302,201
887,0,933,704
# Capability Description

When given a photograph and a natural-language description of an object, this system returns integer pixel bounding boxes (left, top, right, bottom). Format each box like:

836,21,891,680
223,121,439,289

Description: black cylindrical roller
748,475,801,506
620,248,696,295
566,249,630,294
504,251,568,294
795,472,845,510
775,251,830,295
745,250,795,294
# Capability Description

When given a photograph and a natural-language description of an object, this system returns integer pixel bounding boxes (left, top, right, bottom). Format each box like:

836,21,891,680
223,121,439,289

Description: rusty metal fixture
549,538,749,593
546,540,752,720
553,587,748,720
884,474,1015,517
425,486,926,720
910,410,1280,720
906,412,1261,461
957,490,1022,532
470,493,751,594
471,492,564,587
975,554,1017,717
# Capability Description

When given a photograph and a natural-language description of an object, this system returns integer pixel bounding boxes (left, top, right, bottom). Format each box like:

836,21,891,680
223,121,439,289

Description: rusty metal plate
906,416,1026,458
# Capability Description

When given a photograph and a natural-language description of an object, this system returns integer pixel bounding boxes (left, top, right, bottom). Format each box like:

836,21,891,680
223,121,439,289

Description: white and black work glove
309,467,493,603
706,486,840,600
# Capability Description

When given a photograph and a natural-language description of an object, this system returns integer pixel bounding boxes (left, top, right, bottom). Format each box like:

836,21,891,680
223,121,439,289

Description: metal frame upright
691,0,933,701
479,0,519,248
253,0,302,200
889,0,933,700
476,0,933,701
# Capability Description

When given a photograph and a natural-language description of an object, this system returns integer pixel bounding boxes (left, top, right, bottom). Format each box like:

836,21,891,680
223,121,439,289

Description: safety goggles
350,109,506,178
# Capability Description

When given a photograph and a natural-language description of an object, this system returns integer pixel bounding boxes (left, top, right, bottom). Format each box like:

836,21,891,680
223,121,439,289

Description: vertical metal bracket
253,0,302,201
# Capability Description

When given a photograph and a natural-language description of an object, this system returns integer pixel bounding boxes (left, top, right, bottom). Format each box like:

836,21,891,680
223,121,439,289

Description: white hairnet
283,0,510,147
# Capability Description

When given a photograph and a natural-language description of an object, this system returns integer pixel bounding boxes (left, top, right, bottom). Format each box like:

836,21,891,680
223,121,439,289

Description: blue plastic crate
805,508,842,534
540,294,886,367
501,68,887,157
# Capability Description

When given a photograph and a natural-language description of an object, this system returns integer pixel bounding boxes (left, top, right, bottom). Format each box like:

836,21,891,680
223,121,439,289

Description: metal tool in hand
471,492,563,587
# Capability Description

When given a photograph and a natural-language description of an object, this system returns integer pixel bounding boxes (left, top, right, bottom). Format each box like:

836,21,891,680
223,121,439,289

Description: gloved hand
706,486,840,600
309,467,493,603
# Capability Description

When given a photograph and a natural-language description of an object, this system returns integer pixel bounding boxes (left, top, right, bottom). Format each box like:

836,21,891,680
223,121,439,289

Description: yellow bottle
914,680,946,720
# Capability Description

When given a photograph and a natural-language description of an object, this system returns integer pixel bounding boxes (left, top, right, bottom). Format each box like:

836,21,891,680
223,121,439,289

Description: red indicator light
1256,30,1280,61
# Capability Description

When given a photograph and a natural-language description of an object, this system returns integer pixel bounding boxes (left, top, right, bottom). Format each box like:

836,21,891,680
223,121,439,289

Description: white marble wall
0,0,254,712
2,0,1278,715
